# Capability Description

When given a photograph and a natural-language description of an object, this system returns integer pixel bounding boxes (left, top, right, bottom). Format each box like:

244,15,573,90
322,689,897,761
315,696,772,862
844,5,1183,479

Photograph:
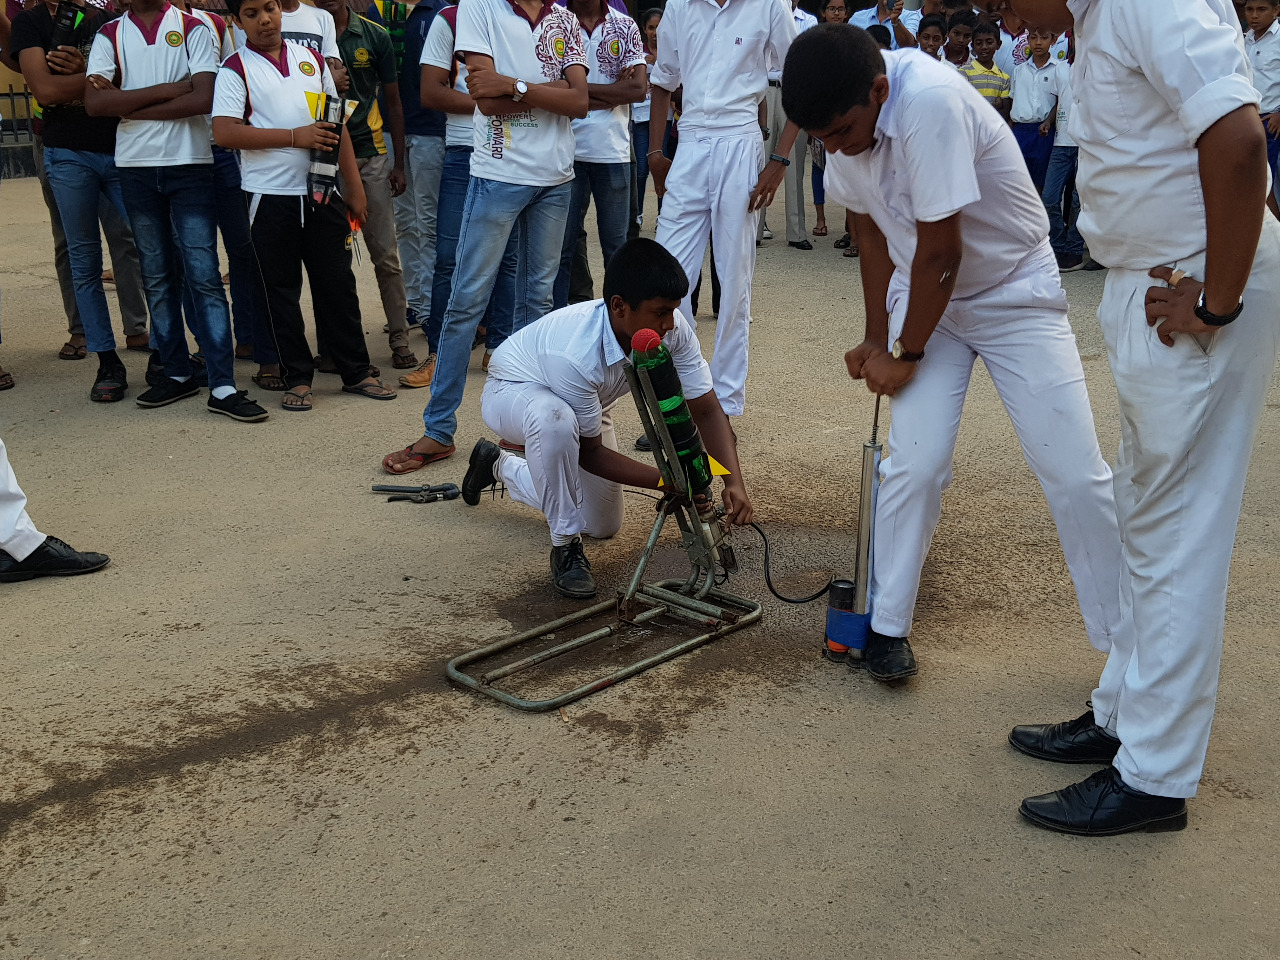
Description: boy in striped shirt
962,20,1011,121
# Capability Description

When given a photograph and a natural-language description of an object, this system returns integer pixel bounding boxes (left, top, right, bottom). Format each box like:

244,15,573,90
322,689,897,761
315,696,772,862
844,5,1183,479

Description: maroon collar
503,0,555,28
126,3,173,46
249,41,291,76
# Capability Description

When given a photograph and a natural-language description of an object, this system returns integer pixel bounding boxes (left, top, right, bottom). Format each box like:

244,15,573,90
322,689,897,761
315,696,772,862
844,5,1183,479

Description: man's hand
346,188,369,227
466,62,516,100
1145,266,1217,347
389,165,406,197
720,480,753,526
1268,112,1280,138
749,159,786,212
861,351,917,396
1039,118,1052,137
649,152,672,198
845,339,886,381
46,45,85,75
889,0,905,21
328,59,350,95
292,120,341,150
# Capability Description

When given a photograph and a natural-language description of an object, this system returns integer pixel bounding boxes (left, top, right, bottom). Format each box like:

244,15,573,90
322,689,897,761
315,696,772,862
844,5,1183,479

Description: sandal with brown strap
59,340,88,360
391,346,419,369
843,245,860,258
382,443,456,474
253,371,288,391
341,378,397,400
0,368,13,391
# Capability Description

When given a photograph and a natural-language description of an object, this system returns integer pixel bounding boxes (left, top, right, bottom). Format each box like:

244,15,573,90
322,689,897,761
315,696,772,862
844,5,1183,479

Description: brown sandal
252,371,288,391
59,340,88,360
391,346,419,369
382,443,455,474
843,246,860,258
0,368,13,391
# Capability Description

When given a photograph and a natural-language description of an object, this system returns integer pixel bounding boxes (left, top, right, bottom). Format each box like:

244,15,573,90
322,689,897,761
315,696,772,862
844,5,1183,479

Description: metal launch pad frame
445,362,764,713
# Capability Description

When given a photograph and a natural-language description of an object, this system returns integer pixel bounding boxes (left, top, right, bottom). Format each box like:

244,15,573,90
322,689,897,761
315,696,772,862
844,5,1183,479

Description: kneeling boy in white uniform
460,238,753,599
782,28,1125,683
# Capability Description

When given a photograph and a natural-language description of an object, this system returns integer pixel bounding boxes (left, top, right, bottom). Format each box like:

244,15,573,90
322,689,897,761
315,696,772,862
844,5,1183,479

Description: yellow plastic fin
708,456,731,477
305,90,324,119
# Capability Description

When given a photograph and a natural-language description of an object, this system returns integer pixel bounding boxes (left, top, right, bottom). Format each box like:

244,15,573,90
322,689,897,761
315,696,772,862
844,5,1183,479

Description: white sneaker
762,226,774,240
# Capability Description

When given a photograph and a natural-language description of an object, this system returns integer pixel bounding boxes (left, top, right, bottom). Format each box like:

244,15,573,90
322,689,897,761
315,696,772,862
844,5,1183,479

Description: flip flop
59,341,88,360
281,387,313,412
252,372,287,391
342,379,397,401
834,233,852,250
843,246,860,258
812,225,828,237
382,443,456,474
0,370,13,391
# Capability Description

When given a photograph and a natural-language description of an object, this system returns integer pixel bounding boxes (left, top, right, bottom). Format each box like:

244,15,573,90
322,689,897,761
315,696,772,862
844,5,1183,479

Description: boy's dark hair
865,23,892,49
224,0,249,18
603,238,689,309
940,0,971,9
781,25,885,132
918,13,948,35
972,20,1000,40
947,10,978,32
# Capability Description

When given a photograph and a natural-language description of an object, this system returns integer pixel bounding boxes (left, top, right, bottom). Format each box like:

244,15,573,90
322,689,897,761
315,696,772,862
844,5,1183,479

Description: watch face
891,341,903,360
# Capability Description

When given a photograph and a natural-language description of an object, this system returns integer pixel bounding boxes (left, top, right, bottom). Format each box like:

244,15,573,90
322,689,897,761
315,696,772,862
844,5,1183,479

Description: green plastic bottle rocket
631,328,716,498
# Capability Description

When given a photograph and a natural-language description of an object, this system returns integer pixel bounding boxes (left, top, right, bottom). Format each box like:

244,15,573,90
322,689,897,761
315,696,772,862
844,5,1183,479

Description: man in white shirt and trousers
985,0,1280,835
647,0,798,420
780,30,1125,687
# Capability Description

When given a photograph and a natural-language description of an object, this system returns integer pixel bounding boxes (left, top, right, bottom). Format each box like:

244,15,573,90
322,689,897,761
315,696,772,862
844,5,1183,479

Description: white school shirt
1068,0,1261,270
1245,18,1280,113
1054,63,1075,147
768,2,815,82
849,6,920,51
189,8,232,61
570,7,646,163
455,0,589,187
87,5,218,167
1009,56,1066,124
212,41,337,195
420,10,474,149
232,4,339,60
823,50,1049,303
487,299,713,439
650,0,796,138
994,27,1069,78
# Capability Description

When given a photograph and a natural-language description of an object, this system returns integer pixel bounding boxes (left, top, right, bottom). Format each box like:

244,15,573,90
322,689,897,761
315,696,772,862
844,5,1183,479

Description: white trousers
1091,221,1280,799
757,85,807,244
655,129,762,416
870,244,1125,654
481,378,624,546
0,432,45,562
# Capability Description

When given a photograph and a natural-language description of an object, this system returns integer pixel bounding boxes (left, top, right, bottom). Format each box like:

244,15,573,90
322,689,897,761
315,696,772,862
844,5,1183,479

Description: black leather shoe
788,240,814,251
1010,710,1121,764
462,439,501,505
1020,767,1187,836
550,538,596,599
634,434,652,453
90,364,128,403
0,536,111,582
864,629,917,681
136,377,201,408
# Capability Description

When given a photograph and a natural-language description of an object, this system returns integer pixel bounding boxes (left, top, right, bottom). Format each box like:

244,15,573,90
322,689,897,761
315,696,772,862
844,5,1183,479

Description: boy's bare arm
466,54,589,118
687,393,752,525
18,46,88,104
587,63,646,109
421,63,474,113
84,72,192,116
117,71,214,121
578,434,663,489
381,79,407,195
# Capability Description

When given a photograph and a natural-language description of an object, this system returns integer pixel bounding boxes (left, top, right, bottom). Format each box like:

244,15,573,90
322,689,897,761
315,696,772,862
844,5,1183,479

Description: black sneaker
145,350,165,386
462,439,501,505
207,390,269,422
1082,259,1107,272
864,629,918,682
550,538,596,599
90,364,128,403
136,377,201,408
1057,253,1085,272
635,434,652,453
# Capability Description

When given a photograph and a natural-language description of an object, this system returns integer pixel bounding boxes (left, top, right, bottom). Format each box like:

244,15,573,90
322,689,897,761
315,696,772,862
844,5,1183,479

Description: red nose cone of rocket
632,328,662,353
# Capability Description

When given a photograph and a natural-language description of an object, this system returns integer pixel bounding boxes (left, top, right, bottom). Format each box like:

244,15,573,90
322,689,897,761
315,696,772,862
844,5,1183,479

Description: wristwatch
512,79,528,102
1194,289,1243,327
891,338,925,362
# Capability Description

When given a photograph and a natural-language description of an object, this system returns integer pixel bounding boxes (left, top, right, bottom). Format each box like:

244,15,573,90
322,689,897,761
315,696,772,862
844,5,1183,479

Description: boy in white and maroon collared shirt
381,0,589,475
85,0,268,422
551,0,647,310
647,0,797,421
212,0,397,412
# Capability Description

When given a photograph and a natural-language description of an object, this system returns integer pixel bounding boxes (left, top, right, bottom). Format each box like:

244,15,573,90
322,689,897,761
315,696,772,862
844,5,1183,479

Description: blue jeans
430,146,515,354
1042,145,1084,257
811,161,825,206
553,161,631,310
42,148,129,355
423,176,571,445
118,164,235,391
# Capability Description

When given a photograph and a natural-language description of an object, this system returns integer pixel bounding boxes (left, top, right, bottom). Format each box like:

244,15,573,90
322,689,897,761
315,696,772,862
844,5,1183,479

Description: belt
768,79,782,88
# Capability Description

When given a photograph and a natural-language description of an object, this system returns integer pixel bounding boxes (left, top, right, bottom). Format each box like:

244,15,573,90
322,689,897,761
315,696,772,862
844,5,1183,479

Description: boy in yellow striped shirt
961,21,1012,122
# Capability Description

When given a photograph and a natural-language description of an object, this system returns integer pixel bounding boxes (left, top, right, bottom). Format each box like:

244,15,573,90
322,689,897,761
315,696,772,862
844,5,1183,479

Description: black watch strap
1195,290,1243,327
769,153,790,166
